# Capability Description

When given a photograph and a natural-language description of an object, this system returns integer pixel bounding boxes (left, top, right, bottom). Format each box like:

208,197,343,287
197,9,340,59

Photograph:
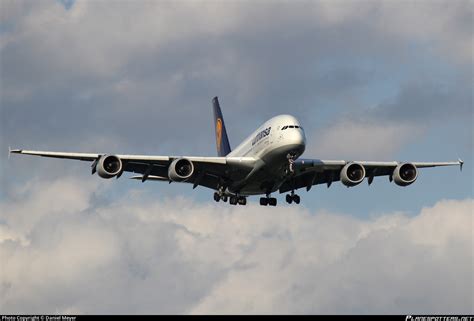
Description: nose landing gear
286,153,296,174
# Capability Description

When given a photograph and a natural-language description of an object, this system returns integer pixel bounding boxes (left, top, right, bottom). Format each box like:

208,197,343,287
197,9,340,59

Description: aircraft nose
298,130,306,145
289,128,306,148
293,129,305,145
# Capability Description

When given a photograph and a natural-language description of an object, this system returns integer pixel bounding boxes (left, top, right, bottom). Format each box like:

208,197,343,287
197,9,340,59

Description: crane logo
216,118,223,152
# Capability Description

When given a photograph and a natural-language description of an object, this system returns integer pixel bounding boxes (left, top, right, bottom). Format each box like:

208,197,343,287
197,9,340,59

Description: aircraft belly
238,174,281,195
236,144,304,196
225,140,305,196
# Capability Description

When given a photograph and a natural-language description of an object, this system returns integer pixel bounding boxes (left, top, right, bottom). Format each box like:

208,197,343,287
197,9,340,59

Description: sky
0,0,473,314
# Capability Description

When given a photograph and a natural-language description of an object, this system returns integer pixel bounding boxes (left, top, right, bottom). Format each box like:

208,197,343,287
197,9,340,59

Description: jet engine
168,158,194,182
96,155,123,179
340,162,366,187
392,163,418,186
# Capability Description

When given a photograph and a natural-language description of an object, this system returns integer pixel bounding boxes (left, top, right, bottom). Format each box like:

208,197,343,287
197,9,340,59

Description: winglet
8,147,21,159
459,158,464,172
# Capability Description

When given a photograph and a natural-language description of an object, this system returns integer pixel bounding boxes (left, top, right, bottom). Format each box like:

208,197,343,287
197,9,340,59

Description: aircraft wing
9,149,255,190
279,158,464,193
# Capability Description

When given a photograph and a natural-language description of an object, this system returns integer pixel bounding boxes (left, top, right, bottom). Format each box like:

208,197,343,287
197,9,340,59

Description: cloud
303,80,471,160
1,2,472,313
306,119,423,160
1,177,472,314
1,1,471,152
1,1,470,195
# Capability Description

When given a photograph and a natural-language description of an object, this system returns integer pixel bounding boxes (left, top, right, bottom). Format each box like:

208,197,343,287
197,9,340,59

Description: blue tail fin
212,96,231,157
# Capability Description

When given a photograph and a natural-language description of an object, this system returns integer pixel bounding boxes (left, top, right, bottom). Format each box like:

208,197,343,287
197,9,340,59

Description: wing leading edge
10,149,256,191
279,158,463,193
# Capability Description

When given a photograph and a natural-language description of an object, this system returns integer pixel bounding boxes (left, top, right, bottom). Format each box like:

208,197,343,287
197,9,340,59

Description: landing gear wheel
229,196,238,205
213,192,220,202
238,197,247,205
260,197,269,206
286,192,300,204
222,196,228,202
293,194,300,204
268,198,277,206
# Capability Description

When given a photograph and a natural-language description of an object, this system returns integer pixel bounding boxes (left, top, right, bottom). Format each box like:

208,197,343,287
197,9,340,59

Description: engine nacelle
393,163,418,186
96,155,123,179
168,158,194,182
340,162,366,187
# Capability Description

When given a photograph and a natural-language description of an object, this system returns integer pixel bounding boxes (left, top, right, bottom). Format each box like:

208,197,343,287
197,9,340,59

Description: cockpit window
282,125,304,130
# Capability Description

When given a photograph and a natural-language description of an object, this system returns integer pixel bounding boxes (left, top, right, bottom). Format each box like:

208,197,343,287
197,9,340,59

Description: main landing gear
286,191,300,204
260,195,277,206
213,192,246,206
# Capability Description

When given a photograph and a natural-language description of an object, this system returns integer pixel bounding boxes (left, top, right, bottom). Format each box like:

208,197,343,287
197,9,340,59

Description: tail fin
212,96,231,157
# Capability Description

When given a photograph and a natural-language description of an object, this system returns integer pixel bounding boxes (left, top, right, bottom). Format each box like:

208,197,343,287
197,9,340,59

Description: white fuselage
226,115,306,195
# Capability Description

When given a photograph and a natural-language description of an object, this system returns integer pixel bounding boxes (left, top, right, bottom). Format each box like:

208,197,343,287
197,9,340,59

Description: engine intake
96,155,122,179
340,162,366,187
393,163,418,186
168,158,194,182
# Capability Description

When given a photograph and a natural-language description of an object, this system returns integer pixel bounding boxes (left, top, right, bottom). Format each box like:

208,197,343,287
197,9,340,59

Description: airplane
10,97,463,206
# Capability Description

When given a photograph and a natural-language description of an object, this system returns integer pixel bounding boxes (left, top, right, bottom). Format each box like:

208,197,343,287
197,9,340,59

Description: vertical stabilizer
212,97,231,157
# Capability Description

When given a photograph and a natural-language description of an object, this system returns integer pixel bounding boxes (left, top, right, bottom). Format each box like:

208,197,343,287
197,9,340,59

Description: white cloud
1,1,247,81
316,1,471,64
1,1,472,314
2,1,469,87
2,0,470,158
1,177,472,314
306,119,423,160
